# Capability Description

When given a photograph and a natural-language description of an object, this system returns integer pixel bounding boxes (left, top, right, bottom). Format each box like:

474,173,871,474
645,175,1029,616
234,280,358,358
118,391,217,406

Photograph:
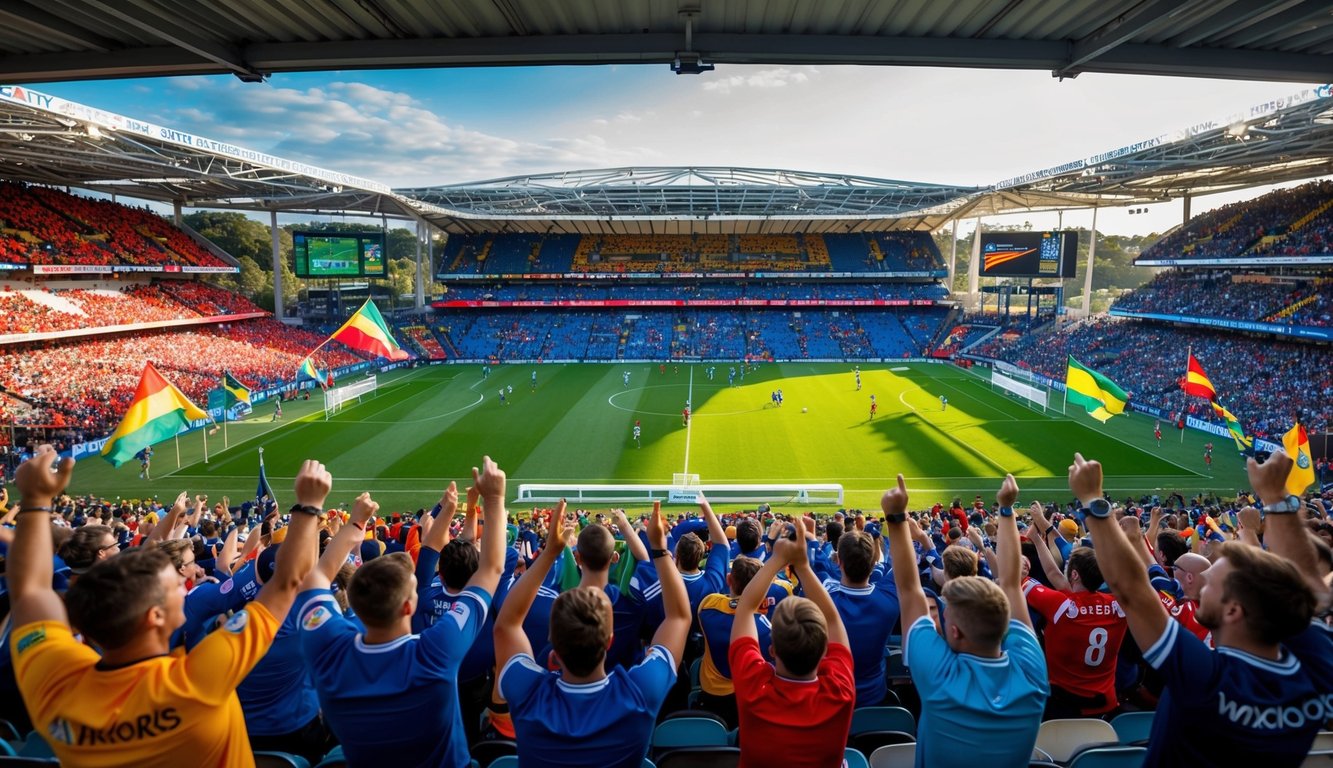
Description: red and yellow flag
1283,423,1315,496
327,299,409,362
1182,354,1217,400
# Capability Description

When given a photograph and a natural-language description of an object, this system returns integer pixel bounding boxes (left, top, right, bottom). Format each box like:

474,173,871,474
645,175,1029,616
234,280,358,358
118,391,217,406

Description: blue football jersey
174,561,261,649
237,604,319,736
1141,618,1331,767
824,579,901,706
499,645,677,768
297,585,491,768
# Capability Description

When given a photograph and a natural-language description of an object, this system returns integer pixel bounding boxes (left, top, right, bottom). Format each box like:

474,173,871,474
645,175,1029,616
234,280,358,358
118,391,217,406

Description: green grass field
68,363,1246,513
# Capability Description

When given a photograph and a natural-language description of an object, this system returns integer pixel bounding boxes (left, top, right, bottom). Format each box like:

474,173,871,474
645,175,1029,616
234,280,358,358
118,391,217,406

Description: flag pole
174,433,181,469
1180,345,1191,444
202,418,209,464
223,404,229,449
1061,355,1069,416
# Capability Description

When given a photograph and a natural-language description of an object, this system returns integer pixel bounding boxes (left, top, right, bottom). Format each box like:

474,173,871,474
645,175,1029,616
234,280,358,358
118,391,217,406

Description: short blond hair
942,546,979,580
941,576,1009,648
771,596,827,676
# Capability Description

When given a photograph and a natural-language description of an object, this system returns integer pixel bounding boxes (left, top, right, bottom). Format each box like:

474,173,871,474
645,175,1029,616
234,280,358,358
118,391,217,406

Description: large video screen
293,231,387,278
979,231,1077,278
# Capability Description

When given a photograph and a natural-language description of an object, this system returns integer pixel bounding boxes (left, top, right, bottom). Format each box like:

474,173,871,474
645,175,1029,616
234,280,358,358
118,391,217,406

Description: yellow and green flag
222,370,252,407
1065,355,1128,423
101,363,208,466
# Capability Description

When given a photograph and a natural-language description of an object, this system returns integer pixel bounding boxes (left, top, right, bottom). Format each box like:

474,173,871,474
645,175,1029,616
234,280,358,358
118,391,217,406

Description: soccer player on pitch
1068,450,1332,766
632,421,641,448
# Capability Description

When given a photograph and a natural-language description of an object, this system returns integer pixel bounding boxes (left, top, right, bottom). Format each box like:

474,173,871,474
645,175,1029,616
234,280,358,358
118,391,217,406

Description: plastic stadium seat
850,707,917,737
13,740,50,760
868,742,916,768
1036,719,1119,763
469,740,518,768
849,731,916,757
1315,733,1333,752
253,753,311,768
0,743,13,758
1065,745,1147,768
652,717,730,759
1305,751,1333,768
689,657,702,690
314,745,346,768
843,747,871,768
654,746,740,768
1109,711,1154,745
488,758,518,768
662,709,727,728
0,724,19,745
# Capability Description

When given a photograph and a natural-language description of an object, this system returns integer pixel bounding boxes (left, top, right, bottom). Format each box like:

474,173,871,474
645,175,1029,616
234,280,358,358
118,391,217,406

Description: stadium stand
0,280,263,336
1138,180,1333,263
0,182,233,269
1112,270,1331,327
973,317,1330,436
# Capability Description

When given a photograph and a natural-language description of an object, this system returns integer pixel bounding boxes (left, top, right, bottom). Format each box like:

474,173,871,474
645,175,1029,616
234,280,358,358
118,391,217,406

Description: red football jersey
1169,596,1212,646
1023,579,1128,710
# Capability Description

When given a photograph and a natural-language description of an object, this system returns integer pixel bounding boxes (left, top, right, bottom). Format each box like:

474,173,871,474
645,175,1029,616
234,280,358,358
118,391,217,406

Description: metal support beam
968,218,982,311
1056,0,1198,77
1082,207,1098,317
76,0,265,80
270,209,283,322
947,218,959,289
415,221,425,311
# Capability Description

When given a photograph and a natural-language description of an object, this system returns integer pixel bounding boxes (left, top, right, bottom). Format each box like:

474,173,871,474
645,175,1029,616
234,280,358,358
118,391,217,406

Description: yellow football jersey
11,602,278,768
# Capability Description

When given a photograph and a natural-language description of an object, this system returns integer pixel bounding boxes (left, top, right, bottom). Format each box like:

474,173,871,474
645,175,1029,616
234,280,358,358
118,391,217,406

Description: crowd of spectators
434,308,950,361
0,182,231,269
2,441,1329,767
439,232,945,275
436,281,948,304
1140,181,1333,262
0,319,366,439
974,317,1331,436
0,280,263,336
1113,270,1331,327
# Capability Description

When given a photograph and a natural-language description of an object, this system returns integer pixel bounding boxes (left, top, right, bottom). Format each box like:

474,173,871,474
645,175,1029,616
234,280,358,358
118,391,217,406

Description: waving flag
296,357,325,386
1182,354,1251,450
1065,356,1128,423
326,299,409,361
1283,422,1315,496
101,363,208,466
222,371,252,407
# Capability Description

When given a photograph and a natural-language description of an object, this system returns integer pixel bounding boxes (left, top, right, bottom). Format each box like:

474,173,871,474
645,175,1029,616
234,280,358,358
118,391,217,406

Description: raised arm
1247,450,1330,607
995,476,1032,628
214,522,241,577
466,456,508,596
699,493,728,547
786,517,849,648
9,446,75,628
1146,505,1163,545
613,506,649,563
884,474,930,629
421,482,457,553
495,510,574,665
1025,503,1071,592
145,491,188,545
1119,514,1155,568
1236,506,1263,549
460,484,480,544
731,540,789,645
647,504,689,663
254,461,328,621
1027,502,1066,570
1068,453,1168,652
304,492,377,590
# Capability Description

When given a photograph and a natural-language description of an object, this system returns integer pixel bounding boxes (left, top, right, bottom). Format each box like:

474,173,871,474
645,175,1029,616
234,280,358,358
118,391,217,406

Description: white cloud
701,67,812,94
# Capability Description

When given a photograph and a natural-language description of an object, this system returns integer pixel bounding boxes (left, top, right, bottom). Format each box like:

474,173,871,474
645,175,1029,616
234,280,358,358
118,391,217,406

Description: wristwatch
649,548,670,559
1262,495,1302,515
998,506,1014,518
1079,498,1111,520
884,511,907,524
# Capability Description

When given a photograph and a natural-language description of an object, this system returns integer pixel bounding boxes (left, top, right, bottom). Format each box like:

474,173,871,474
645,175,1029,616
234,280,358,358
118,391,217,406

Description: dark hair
1067,547,1104,592
736,518,761,552
576,524,615,572
349,552,414,628
825,520,844,544
549,586,612,676
65,547,173,650
1215,542,1315,644
1156,531,1188,567
675,533,704,571
58,525,113,572
439,539,479,590
837,531,875,583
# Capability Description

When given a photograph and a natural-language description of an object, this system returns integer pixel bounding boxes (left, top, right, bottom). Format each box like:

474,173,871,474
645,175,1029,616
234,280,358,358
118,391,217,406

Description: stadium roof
2,1,1333,85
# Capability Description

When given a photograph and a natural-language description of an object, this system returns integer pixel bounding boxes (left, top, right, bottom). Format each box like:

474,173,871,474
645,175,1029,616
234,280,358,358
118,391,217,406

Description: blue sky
34,65,1322,235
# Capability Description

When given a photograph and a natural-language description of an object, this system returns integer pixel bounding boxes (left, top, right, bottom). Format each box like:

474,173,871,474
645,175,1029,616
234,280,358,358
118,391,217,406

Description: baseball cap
359,539,384,562
1059,519,1080,536
257,544,280,583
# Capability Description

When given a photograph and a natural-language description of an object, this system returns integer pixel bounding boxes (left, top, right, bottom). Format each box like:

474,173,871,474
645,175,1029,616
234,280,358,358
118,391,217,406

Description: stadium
0,3,1331,768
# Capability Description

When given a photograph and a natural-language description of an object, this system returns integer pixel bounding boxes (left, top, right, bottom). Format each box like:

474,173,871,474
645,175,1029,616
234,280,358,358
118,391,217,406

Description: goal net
990,368,1048,413
324,375,378,419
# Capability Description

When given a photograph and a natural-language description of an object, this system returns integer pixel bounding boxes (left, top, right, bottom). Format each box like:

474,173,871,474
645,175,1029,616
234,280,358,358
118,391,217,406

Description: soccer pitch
70,363,1246,511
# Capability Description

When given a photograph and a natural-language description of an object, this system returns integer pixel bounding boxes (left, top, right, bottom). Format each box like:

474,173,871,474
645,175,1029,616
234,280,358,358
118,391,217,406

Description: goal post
989,368,1049,414
515,482,843,506
323,375,379,419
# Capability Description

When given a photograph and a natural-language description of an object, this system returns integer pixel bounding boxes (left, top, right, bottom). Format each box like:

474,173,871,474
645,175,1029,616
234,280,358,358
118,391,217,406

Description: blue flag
256,449,277,511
